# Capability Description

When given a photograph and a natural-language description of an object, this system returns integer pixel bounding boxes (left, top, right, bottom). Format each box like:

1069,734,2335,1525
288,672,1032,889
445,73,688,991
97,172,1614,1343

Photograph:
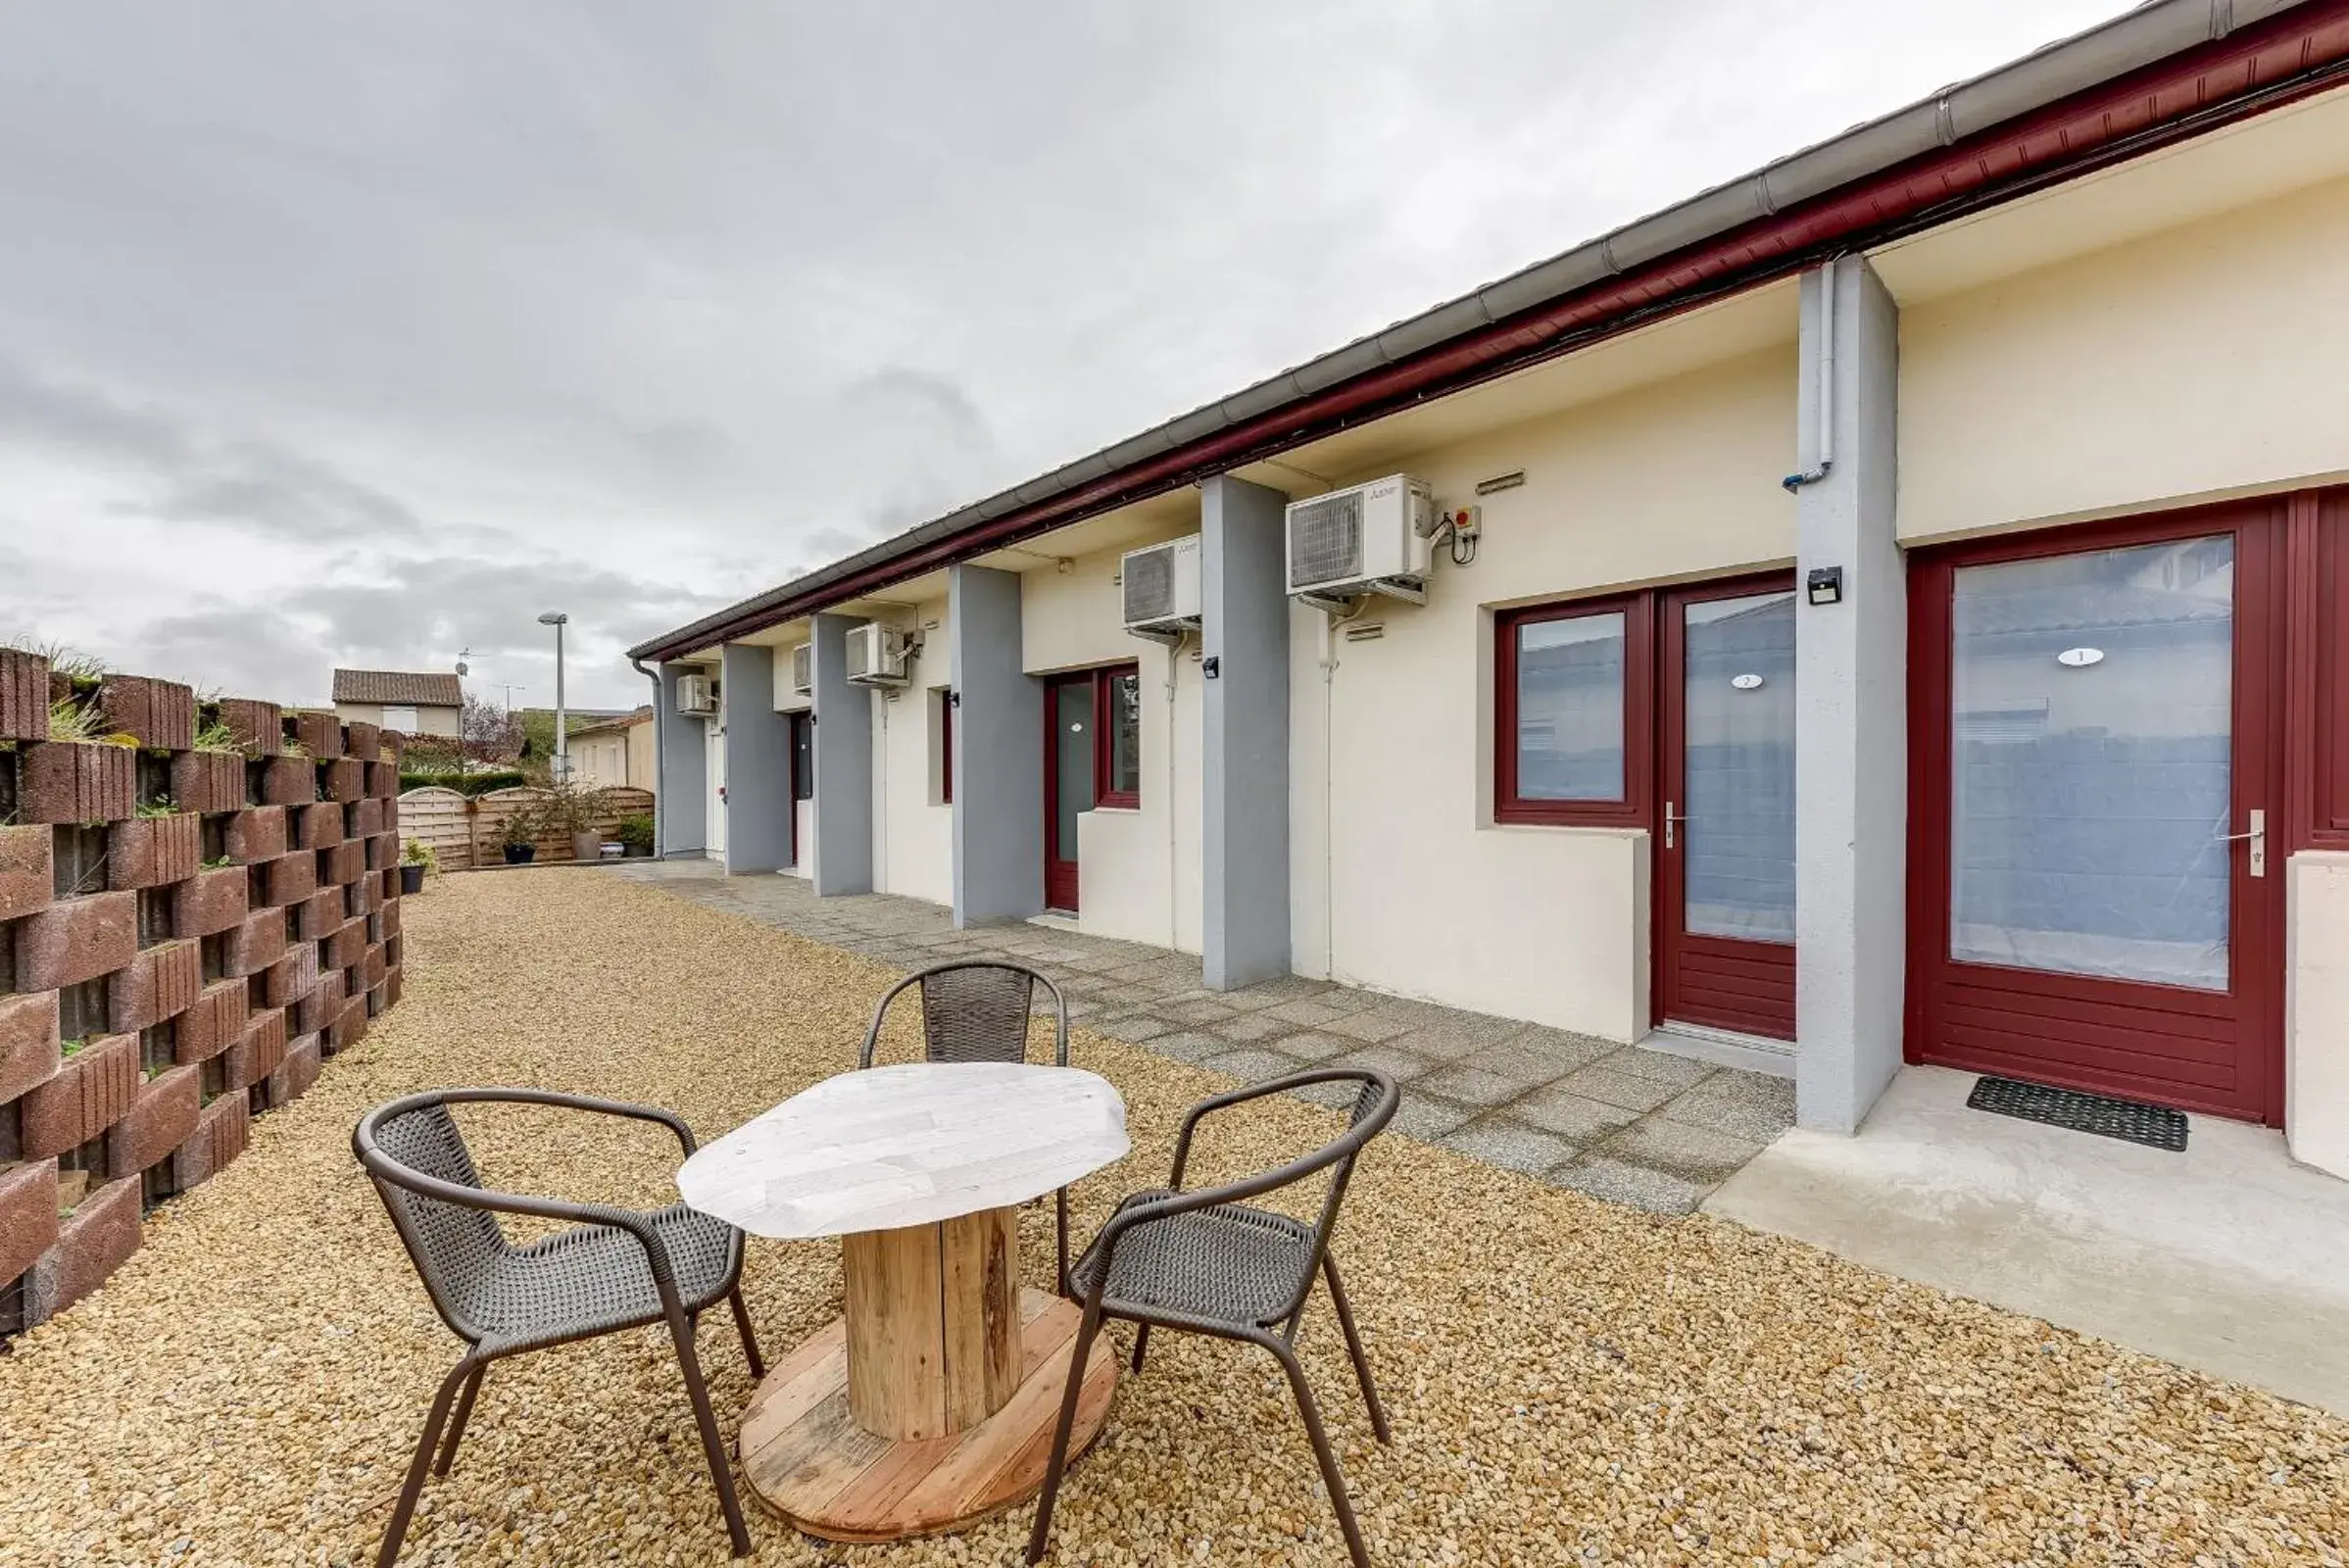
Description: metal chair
859,958,1073,1290
1027,1067,1399,1568
352,1089,763,1567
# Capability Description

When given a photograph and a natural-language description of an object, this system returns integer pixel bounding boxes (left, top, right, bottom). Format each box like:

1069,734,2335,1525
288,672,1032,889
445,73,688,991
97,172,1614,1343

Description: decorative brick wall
0,648,406,1337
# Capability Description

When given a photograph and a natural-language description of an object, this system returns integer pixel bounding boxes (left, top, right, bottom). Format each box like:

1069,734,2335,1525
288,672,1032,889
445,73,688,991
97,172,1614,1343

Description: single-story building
628,0,2349,1178
331,669,464,738
568,706,656,794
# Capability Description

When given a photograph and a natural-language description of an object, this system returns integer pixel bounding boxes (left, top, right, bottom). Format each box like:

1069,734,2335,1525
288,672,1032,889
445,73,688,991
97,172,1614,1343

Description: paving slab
1442,1117,1580,1177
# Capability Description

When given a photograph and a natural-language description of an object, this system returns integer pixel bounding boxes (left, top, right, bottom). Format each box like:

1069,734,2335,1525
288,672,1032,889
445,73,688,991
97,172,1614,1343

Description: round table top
677,1061,1130,1240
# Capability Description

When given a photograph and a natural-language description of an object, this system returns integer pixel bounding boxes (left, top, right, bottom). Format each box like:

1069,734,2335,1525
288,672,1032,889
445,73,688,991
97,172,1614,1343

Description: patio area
1,868,2341,1566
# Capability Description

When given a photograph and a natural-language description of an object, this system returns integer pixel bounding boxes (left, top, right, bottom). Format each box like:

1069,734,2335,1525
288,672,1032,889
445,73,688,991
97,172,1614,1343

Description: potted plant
536,777,608,863
400,838,435,893
615,813,655,858
500,803,539,865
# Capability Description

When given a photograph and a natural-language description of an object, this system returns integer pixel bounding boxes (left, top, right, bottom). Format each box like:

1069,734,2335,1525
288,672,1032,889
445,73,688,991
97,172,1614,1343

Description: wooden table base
738,1287,1118,1542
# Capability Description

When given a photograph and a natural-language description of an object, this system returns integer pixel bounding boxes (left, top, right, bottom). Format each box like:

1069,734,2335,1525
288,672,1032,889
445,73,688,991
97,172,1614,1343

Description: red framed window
1095,664,1142,808
1494,594,1652,826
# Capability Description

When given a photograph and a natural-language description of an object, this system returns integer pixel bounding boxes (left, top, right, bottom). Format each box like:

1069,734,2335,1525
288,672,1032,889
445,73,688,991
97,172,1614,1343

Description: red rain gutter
641,0,2349,662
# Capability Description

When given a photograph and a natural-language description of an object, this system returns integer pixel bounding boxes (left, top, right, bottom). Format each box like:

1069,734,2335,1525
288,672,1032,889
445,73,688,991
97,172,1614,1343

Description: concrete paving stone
1226,974,1339,1004
1327,1044,1436,1083
1389,1091,1480,1142
1201,1011,1292,1045
1550,1156,1710,1215
1412,1064,1534,1108
1321,1009,1417,1044
1558,1064,1685,1113
1598,1117,1768,1184
1511,1086,1644,1144
1288,1078,1361,1110
1452,1039,1588,1090
1145,1031,1230,1065
1593,1047,1715,1089
1092,1012,1177,1044
1658,1082,1798,1144
1389,1013,1530,1060
1673,1065,1797,1113
1441,1117,1580,1178
1262,999,1352,1029
1201,1048,1305,1084
1264,1031,1352,1061
1511,1026,1620,1072
1197,987,1294,1013
1159,998,1241,1027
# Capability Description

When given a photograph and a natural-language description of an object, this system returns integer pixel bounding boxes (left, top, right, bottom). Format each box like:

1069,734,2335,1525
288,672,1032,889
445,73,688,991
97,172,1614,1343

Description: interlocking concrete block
96,674,195,751
385,964,402,1009
343,720,381,761
0,821,53,920
20,740,136,824
24,1175,140,1326
295,886,341,941
0,646,47,743
223,907,286,977
169,1090,250,1193
292,970,344,1037
107,1064,200,1178
381,898,402,939
329,994,367,1053
174,979,251,1063
0,1157,60,1287
318,840,365,889
16,891,136,991
324,916,367,973
363,941,387,991
221,807,288,863
365,831,399,872
357,876,384,916
107,811,201,890
171,865,248,940
259,850,316,907
21,1033,139,1160
260,754,315,806
257,942,318,1009
214,698,281,757
367,760,398,800
167,748,246,815
292,803,342,850
221,1006,288,1090
109,939,201,1035
349,797,384,838
0,990,61,1102
321,757,364,804
289,710,343,760
266,1032,321,1106
380,730,405,765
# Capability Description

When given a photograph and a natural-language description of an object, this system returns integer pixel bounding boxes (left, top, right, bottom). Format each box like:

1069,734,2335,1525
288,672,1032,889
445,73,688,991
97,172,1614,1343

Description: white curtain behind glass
1682,592,1796,942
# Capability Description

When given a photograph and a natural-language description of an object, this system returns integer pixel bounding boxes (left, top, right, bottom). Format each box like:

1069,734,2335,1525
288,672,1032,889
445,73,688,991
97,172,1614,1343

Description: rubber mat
1966,1075,2188,1152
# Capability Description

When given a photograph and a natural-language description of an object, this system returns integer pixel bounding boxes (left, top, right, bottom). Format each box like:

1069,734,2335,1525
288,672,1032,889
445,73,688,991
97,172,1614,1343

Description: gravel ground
1,871,2342,1568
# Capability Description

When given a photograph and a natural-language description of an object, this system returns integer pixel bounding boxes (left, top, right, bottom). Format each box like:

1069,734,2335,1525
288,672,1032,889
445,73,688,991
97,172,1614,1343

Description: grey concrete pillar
1793,254,1906,1134
1201,473,1292,990
949,564,1045,925
718,643,793,874
655,661,706,858
809,612,874,895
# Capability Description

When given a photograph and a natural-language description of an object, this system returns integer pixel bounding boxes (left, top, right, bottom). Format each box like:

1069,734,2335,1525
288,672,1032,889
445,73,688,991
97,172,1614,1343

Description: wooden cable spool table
677,1062,1129,1542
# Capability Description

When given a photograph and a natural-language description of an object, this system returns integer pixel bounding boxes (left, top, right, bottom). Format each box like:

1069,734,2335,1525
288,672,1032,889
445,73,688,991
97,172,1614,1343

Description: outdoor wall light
1806,566,1843,606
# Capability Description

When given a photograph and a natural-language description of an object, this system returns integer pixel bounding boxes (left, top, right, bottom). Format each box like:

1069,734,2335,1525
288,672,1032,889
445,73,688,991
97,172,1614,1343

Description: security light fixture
1806,566,1843,607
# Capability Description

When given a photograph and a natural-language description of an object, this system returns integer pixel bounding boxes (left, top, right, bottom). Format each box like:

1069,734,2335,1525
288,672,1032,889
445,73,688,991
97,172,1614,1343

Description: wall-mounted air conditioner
1121,534,1201,637
1284,474,1434,603
844,622,909,687
789,643,812,697
675,673,718,715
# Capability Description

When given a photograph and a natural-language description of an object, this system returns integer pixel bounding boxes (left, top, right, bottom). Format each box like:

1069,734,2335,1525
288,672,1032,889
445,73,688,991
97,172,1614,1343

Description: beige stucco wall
1288,343,1795,1040
1024,535,1204,954
2286,852,2349,1181
1898,172,2349,545
336,701,461,738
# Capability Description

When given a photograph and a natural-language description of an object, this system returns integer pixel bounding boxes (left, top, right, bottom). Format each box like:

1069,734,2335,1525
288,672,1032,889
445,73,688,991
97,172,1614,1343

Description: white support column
1793,254,1907,1134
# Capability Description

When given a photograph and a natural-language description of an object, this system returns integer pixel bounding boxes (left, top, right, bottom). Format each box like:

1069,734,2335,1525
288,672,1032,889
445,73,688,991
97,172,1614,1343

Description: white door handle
2215,808,2265,878
1663,801,1689,851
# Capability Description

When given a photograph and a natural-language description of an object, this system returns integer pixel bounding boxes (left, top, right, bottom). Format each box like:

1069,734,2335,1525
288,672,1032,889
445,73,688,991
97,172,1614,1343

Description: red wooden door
1043,672,1092,912
1907,503,2286,1122
1654,574,1798,1039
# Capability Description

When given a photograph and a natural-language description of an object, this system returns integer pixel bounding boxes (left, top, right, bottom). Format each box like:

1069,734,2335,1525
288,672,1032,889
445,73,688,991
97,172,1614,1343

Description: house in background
628,1,2349,1181
568,706,655,793
332,668,464,736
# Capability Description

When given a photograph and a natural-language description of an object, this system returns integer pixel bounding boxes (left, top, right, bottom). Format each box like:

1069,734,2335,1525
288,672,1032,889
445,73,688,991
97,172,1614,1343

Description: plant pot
569,831,601,863
623,843,652,858
502,843,536,865
399,862,426,895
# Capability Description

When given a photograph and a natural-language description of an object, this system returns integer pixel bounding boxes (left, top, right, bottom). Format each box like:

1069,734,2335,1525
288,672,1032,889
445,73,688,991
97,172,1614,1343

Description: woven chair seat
454,1203,742,1353
1068,1189,1318,1332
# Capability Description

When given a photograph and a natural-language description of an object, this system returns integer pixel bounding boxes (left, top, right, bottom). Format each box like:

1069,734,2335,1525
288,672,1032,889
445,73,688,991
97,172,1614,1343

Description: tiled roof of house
570,705,655,737
331,668,465,707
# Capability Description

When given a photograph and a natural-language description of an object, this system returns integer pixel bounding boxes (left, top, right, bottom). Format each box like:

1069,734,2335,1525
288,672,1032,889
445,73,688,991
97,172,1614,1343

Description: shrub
499,802,541,848
615,813,655,855
402,838,438,872
399,768,526,797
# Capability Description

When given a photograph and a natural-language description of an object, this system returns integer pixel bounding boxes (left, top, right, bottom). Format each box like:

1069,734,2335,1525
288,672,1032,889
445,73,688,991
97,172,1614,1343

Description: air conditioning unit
1121,534,1202,635
844,622,909,687
1285,474,1434,601
789,643,812,697
675,673,718,715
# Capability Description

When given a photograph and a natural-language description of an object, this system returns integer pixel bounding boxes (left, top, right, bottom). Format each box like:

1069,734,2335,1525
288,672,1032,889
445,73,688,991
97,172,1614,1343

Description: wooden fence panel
397,785,657,869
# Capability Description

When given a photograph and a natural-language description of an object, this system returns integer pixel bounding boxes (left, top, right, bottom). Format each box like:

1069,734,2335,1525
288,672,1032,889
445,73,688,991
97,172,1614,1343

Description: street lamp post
537,612,568,780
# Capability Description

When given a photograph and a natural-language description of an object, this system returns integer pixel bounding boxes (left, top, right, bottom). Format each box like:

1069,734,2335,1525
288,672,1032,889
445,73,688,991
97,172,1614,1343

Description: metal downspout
631,656,665,857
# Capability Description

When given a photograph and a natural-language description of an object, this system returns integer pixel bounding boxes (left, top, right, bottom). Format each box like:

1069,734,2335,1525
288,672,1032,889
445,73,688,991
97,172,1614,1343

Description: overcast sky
0,0,2121,710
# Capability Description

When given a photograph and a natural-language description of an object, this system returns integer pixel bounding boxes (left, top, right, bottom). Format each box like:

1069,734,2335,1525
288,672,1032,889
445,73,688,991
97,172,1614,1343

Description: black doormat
1966,1076,2189,1152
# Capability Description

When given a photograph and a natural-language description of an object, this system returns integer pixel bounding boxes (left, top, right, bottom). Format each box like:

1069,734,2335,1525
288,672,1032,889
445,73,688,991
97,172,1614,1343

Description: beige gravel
1,870,2343,1568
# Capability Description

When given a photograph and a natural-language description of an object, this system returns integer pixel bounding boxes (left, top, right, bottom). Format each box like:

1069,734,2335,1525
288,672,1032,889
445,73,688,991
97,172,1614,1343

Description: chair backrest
357,1099,509,1331
860,960,1067,1069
